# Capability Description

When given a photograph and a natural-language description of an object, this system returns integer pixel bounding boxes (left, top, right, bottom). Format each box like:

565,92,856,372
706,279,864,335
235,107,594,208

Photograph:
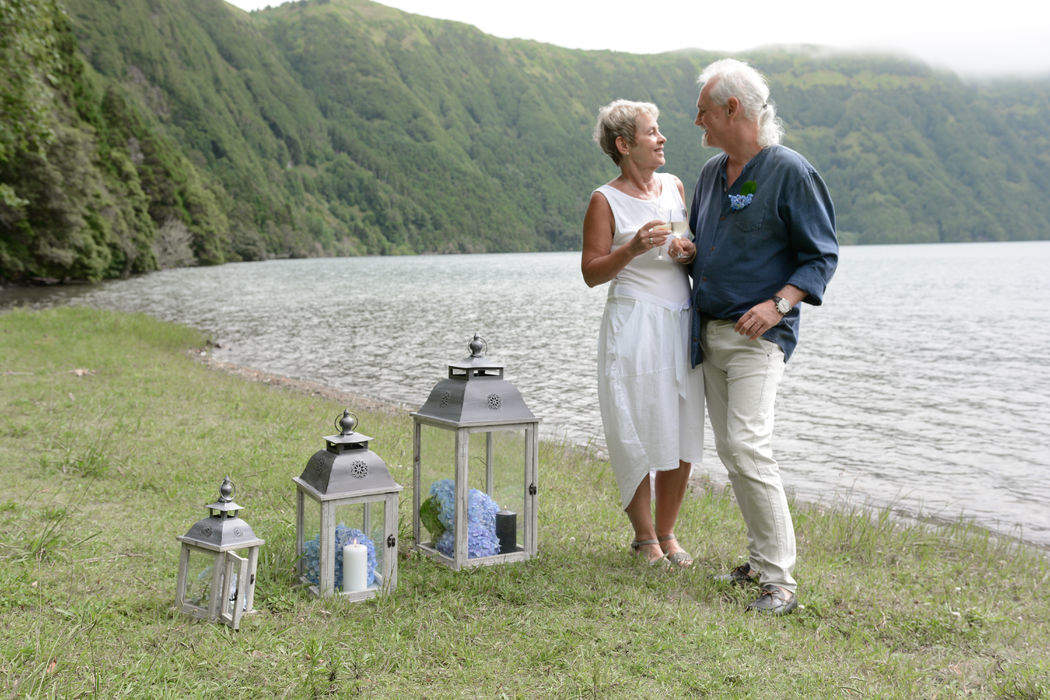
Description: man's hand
734,300,783,340
669,237,696,263
734,285,806,339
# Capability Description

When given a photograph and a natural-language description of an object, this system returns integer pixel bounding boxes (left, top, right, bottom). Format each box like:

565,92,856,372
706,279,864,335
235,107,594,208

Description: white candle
342,541,367,592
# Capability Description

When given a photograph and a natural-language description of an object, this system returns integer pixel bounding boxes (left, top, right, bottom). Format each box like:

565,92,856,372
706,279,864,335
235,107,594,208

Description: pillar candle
342,541,367,592
496,510,517,553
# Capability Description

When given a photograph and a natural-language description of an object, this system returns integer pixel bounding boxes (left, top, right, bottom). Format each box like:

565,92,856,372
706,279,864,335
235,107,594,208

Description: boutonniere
728,180,757,211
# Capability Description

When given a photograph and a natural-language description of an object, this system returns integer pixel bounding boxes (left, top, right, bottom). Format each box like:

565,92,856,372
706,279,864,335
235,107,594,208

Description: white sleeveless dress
594,172,705,509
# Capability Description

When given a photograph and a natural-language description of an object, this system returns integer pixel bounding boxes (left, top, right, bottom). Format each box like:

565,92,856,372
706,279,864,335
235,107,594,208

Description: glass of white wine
662,205,689,261
653,207,672,261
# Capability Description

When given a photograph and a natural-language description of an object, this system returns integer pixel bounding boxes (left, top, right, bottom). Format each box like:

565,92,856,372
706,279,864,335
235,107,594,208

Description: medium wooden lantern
294,410,402,601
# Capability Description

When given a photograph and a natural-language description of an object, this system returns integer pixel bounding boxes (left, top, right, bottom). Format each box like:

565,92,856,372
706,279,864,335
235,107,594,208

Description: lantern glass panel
366,504,388,587
184,548,218,609
418,424,454,485
471,430,526,554
468,430,524,507
298,494,321,584
221,550,249,617
417,424,453,546
331,502,382,592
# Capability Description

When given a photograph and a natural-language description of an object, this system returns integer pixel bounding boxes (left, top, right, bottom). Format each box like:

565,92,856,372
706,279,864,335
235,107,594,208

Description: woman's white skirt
597,286,705,510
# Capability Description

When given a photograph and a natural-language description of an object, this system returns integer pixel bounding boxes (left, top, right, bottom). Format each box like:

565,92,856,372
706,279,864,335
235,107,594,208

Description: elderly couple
581,58,838,615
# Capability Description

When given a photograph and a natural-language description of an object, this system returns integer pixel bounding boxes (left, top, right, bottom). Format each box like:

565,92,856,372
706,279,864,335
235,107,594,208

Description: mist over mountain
2,0,1048,282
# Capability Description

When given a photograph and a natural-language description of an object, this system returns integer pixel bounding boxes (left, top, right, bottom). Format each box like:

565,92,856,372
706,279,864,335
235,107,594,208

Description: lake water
4,241,1049,547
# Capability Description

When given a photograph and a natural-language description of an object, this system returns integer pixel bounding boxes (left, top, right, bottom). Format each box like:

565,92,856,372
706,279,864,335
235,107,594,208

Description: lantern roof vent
447,334,505,376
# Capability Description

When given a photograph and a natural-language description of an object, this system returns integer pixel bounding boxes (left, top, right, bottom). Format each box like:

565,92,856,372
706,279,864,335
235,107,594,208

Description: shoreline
195,348,1050,557
197,351,413,418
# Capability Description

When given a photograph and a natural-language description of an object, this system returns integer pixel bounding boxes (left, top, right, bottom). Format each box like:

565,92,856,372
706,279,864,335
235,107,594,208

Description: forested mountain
2,0,1048,283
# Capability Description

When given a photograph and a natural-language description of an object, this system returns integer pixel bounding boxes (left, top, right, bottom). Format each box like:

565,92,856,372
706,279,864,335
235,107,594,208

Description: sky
226,0,1050,78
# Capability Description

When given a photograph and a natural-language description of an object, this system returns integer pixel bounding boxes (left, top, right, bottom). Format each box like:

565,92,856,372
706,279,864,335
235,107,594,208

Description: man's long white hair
698,59,783,148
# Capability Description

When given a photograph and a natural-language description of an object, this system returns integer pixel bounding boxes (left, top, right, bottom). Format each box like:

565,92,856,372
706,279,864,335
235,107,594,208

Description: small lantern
175,477,263,630
294,410,402,600
411,334,539,570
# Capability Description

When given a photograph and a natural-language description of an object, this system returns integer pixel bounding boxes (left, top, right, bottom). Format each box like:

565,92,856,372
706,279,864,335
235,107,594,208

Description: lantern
175,477,263,630
294,410,402,600
411,334,539,570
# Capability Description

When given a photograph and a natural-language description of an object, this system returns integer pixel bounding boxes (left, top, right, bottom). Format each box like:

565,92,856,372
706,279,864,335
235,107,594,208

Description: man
686,59,838,615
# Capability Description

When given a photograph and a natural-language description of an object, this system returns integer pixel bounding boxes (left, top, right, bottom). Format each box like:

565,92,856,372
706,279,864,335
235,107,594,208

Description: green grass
1,306,1048,697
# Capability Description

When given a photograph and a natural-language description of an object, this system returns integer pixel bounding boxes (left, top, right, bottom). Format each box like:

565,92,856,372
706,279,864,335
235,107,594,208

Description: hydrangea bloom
728,193,754,211
300,524,377,590
427,478,500,558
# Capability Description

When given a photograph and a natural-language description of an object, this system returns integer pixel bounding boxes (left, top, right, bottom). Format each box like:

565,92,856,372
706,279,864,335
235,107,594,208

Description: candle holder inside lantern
175,477,263,630
294,410,402,601
412,334,539,571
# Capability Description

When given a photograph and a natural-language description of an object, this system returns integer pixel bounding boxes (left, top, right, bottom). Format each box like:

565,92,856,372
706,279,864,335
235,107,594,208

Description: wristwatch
772,296,791,315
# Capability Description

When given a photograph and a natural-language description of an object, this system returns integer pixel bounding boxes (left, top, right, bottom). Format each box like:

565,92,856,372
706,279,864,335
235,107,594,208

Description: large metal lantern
175,477,263,630
294,410,402,601
411,334,539,570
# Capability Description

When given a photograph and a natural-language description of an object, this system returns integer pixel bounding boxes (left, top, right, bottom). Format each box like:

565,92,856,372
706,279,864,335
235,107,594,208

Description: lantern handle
468,333,488,358
219,476,234,503
335,409,359,435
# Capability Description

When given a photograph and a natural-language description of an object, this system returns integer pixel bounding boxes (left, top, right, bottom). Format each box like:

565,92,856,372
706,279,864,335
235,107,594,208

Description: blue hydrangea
728,193,754,211
427,479,500,558
428,478,457,525
300,524,377,590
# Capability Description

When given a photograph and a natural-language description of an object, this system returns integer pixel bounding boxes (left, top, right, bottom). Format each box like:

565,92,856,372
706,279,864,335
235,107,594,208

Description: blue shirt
688,145,838,365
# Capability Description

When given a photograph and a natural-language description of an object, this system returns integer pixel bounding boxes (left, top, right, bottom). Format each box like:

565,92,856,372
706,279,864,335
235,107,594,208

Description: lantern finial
336,409,358,436
219,476,234,503
468,334,486,358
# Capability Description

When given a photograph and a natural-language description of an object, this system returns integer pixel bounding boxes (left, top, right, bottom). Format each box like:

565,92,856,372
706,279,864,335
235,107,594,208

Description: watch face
776,298,791,314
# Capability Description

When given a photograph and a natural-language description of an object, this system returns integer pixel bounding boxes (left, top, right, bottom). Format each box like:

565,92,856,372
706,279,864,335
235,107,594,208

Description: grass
1,306,1048,697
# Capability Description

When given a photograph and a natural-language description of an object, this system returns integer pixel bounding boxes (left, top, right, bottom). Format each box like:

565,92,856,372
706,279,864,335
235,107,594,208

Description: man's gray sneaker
745,584,798,615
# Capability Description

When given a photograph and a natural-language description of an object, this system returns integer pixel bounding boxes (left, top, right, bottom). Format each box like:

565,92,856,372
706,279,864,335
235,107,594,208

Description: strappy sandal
630,538,670,567
658,534,693,568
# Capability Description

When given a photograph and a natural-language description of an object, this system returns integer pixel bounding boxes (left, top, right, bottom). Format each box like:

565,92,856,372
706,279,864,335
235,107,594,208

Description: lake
3,241,1048,547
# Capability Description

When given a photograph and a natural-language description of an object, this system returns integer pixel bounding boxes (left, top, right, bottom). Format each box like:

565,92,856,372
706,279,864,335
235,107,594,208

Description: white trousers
701,319,796,592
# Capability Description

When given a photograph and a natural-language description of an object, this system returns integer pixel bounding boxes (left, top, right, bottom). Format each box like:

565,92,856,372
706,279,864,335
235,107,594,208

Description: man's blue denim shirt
688,145,838,366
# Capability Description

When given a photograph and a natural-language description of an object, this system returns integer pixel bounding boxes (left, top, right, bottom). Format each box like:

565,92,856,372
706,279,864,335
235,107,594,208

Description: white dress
594,172,705,510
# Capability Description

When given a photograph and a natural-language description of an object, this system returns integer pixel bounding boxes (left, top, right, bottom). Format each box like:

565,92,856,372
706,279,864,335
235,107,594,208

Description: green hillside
2,0,1049,282
1,0,230,281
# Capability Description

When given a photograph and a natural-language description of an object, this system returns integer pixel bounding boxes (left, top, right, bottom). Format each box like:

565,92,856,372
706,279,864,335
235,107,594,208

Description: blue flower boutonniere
728,180,757,211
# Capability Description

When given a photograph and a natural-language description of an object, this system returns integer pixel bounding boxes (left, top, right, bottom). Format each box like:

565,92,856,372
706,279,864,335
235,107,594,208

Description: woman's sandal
658,534,693,568
630,538,670,567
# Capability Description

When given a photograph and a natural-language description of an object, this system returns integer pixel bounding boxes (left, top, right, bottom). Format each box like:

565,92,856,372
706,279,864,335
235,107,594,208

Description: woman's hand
628,220,670,257
669,237,696,264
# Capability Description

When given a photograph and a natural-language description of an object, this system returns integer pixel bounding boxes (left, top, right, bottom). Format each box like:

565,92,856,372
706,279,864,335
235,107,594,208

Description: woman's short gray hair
698,59,783,148
593,99,659,166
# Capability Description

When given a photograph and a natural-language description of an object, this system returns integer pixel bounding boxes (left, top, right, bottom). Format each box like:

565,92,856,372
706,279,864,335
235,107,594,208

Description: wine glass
653,207,672,261
667,205,689,260
655,209,688,264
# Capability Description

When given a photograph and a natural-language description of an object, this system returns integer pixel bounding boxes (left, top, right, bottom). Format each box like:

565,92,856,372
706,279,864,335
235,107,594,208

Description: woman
582,100,704,567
